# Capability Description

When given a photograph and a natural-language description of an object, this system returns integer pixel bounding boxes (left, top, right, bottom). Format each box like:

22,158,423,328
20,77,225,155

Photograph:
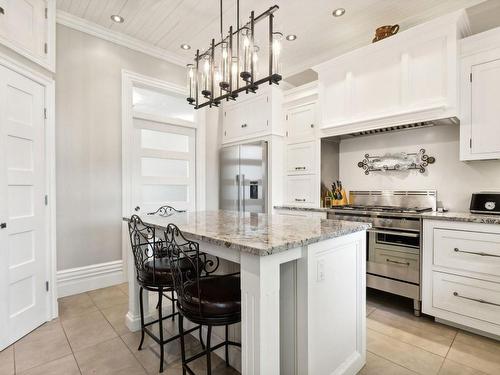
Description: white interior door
0,64,47,350
131,114,196,215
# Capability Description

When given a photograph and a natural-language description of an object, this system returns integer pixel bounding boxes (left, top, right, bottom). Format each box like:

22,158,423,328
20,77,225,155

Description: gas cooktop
333,205,433,214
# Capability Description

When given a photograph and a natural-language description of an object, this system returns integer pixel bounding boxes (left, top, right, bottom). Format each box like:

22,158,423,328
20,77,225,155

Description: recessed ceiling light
286,34,297,41
110,14,124,23
180,44,191,50
332,8,346,17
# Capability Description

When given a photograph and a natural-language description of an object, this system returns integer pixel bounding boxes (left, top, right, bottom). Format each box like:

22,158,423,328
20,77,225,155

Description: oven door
367,228,420,284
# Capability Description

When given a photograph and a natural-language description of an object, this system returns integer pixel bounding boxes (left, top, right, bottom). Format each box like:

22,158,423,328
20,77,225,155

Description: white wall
204,108,223,210
338,124,500,211
56,24,186,270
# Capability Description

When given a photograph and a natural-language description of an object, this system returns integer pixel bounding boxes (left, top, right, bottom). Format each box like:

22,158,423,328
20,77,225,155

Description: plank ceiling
57,0,487,76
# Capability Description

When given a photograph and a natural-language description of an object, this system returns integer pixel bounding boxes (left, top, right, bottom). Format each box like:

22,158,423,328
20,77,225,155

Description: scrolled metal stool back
128,215,165,284
165,224,220,317
147,205,186,217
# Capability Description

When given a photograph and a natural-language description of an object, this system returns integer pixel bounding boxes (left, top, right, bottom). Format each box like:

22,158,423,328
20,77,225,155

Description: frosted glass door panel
140,128,189,153
141,158,189,178
142,185,188,203
133,87,194,122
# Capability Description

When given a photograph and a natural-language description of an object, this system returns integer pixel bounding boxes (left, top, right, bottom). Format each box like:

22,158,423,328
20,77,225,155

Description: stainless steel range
327,190,437,316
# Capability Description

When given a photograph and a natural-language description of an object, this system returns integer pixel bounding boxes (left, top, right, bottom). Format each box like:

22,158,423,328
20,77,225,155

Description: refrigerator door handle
236,174,241,212
241,174,246,213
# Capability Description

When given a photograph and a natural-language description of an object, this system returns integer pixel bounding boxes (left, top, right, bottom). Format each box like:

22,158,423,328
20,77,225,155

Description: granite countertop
123,210,370,256
275,205,500,225
420,211,500,225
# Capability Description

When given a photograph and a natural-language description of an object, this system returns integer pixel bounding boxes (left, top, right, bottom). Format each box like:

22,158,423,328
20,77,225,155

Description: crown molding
56,10,186,67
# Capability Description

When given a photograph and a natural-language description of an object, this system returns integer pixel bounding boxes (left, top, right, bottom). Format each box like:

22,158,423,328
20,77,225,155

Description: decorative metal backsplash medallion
358,149,435,175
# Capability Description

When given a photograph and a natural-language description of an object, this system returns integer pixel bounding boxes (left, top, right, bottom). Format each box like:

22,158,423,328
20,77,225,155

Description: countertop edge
274,206,500,225
122,216,371,256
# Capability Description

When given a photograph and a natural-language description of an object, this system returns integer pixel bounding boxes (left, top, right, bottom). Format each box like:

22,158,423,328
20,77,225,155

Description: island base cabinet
297,231,367,375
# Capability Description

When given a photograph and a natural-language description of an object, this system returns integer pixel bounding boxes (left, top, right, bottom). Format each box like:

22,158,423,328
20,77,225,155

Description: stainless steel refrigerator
219,141,268,213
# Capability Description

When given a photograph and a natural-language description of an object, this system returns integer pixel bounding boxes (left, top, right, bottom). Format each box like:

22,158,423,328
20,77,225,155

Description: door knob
134,206,140,212
0,223,6,229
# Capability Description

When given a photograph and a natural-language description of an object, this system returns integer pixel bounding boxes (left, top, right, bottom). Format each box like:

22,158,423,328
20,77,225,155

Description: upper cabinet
460,27,500,161
314,11,470,136
222,85,283,144
0,0,55,72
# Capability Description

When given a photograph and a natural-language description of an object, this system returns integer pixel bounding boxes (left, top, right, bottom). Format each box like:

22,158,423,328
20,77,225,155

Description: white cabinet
0,0,55,71
422,220,500,337
282,85,321,208
222,85,283,144
285,102,316,140
314,11,469,136
273,207,327,220
460,27,500,160
286,141,316,174
285,175,316,205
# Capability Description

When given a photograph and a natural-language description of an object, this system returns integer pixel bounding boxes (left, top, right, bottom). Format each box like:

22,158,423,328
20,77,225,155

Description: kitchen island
123,210,369,375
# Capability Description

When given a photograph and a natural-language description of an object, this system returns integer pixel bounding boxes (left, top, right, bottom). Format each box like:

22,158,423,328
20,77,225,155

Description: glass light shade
240,27,252,81
220,42,230,90
252,45,259,78
231,56,239,90
201,55,211,97
272,32,283,76
186,64,195,104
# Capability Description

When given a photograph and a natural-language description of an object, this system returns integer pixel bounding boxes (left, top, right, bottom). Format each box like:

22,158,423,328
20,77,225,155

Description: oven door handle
367,228,420,238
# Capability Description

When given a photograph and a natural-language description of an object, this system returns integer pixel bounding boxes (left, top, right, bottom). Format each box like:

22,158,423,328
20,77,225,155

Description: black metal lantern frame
186,1,282,109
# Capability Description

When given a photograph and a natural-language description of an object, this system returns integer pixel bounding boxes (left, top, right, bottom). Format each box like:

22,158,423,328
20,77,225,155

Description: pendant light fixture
186,0,283,109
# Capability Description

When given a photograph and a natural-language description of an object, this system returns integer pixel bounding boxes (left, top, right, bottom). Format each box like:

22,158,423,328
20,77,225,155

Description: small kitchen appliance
470,192,500,215
327,190,437,316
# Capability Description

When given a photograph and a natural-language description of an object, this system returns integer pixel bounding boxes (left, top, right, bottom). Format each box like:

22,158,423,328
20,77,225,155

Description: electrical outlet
317,259,325,282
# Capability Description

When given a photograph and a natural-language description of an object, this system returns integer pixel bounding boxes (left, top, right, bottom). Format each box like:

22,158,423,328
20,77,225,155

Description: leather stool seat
180,274,241,318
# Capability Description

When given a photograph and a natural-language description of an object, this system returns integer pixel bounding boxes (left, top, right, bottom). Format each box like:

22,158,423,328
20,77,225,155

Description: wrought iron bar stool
165,223,241,375
128,215,203,373
147,205,187,315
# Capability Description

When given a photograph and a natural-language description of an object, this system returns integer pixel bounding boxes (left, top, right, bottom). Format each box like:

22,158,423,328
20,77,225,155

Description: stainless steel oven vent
342,117,458,138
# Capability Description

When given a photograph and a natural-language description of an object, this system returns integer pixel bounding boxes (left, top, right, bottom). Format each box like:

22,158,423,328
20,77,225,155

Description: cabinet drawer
286,141,315,174
285,175,316,205
432,271,500,326
274,209,326,220
374,248,419,270
434,229,500,277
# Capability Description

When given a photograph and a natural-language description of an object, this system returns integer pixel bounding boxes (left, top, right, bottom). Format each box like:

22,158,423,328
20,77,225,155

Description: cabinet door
470,59,500,155
4,0,46,57
286,141,315,174
286,103,315,139
223,93,269,142
285,175,316,205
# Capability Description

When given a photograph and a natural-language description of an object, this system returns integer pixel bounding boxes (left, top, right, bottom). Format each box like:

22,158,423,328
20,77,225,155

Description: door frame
0,51,57,321
121,69,206,279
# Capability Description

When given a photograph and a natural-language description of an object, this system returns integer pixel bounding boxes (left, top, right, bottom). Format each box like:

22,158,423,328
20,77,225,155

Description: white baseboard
57,260,125,298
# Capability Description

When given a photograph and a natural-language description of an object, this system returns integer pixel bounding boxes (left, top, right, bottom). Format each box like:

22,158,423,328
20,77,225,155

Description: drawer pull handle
295,198,306,202
241,123,247,128
386,258,410,266
454,248,500,258
453,292,500,307
295,166,306,170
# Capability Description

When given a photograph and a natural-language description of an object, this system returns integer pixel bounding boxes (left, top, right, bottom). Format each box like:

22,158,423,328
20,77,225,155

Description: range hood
340,117,458,138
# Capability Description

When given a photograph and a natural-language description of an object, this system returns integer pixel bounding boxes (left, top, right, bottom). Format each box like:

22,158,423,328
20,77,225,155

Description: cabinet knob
134,206,140,212
0,7,4,15
241,123,247,128
310,124,314,128
0,223,6,229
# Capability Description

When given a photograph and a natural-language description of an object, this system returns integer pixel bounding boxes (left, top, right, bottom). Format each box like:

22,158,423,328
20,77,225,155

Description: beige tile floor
1,285,500,374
